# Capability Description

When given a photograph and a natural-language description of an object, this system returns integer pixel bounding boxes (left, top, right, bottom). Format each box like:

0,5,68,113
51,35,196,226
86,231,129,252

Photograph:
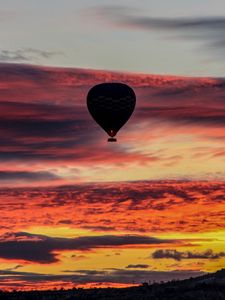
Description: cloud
0,180,222,290
0,49,62,63
0,232,174,263
0,171,59,182
94,6,225,53
152,249,225,261
136,106,225,126
2,265,23,273
0,99,156,173
81,225,116,231
0,267,204,289
0,64,225,184
1,181,225,235
0,97,224,171
126,264,149,269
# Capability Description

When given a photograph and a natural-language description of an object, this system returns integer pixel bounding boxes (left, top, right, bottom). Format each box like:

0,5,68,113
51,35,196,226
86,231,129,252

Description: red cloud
1,181,225,237
1,64,225,291
0,63,224,185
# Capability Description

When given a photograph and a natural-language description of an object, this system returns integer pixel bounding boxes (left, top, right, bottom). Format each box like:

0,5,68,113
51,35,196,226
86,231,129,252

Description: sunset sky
0,0,225,291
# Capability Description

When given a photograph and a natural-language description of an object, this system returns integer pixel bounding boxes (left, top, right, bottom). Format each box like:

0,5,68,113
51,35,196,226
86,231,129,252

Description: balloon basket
108,138,117,142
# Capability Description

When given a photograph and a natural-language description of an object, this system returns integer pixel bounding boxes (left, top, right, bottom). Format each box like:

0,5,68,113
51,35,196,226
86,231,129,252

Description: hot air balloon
87,83,136,142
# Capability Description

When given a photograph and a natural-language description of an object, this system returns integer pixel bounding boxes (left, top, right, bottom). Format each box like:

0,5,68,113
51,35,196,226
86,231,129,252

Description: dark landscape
1,269,225,300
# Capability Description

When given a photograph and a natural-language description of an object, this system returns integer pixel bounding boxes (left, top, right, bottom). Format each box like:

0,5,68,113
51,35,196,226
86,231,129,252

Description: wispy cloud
0,170,59,182
0,49,62,63
0,267,204,289
94,6,225,54
152,249,225,261
0,64,225,184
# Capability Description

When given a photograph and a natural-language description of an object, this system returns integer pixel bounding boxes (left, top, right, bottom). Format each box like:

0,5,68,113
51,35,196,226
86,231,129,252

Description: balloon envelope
87,83,136,141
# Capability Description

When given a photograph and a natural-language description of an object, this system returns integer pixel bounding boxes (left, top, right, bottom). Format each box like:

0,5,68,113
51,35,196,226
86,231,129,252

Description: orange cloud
0,64,225,289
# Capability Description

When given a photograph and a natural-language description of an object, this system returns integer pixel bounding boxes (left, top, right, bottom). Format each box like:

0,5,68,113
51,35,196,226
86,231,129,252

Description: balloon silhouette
87,83,136,142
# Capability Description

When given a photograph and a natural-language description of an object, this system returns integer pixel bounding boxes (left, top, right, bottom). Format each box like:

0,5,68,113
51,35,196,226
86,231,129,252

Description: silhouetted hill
1,269,225,300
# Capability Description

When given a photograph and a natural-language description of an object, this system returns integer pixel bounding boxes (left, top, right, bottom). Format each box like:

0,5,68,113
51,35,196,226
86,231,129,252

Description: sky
0,0,225,291
1,0,225,76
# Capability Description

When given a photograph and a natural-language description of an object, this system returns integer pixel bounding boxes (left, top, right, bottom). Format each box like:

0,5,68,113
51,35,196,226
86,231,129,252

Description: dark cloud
95,6,225,53
0,232,173,263
0,99,152,166
152,249,225,261
136,106,225,126
126,264,149,269
1,265,23,273
0,267,204,286
0,63,224,176
0,49,62,63
0,101,97,162
122,16,225,32
0,171,59,182
58,219,73,225
0,102,225,165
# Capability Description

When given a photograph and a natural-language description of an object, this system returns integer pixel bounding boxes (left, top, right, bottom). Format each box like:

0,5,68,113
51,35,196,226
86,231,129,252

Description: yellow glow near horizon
25,226,131,238
14,226,225,276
